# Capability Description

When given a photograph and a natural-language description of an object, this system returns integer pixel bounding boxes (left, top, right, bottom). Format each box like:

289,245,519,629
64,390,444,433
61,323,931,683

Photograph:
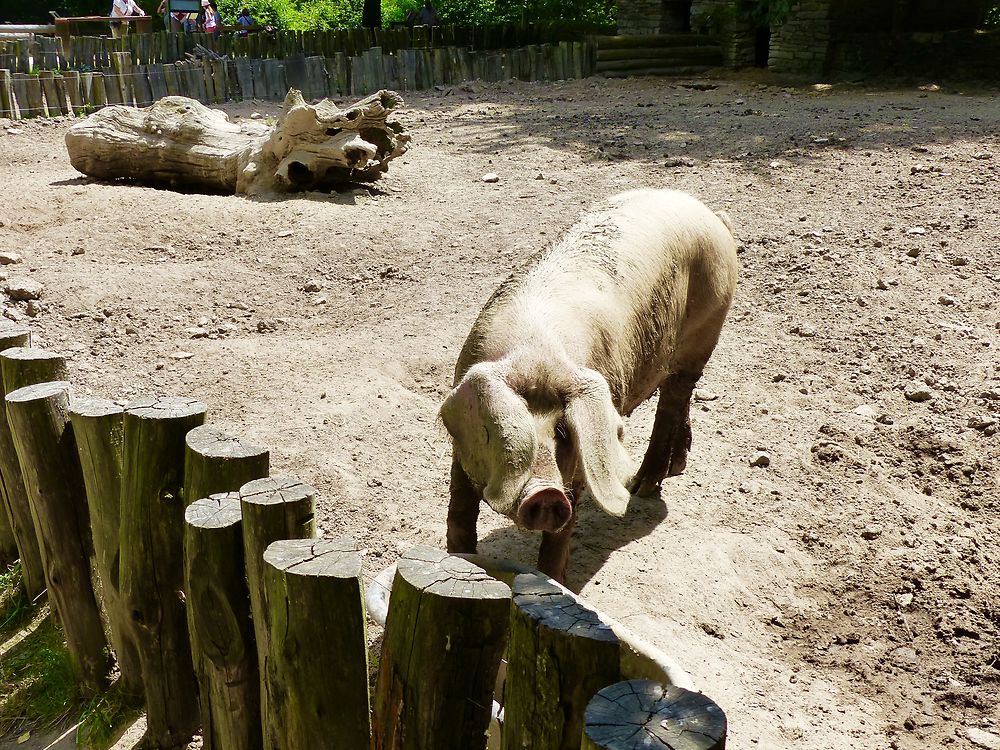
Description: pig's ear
564,369,633,517
439,363,536,517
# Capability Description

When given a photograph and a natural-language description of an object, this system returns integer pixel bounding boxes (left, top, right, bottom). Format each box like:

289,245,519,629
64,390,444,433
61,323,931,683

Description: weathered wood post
239,476,316,738
183,426,267,750
0,324,29,565
5,382,111,693
261,538,370,749
184,425,269,506
69,396,143,695
0,342,67,598
372,546,511,750
581,680,727,750
120,396,207,749
502,573,621,750
184,493,261,750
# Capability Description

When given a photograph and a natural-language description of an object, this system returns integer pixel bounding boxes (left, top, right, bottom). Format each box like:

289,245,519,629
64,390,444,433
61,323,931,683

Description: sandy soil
0,73,998,750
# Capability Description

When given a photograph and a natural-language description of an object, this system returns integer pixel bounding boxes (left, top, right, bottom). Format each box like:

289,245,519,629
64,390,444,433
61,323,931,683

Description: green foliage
737,0,799,27
0,612,79,738
985,5,1000,27
216,0,363,29
0,564,31,640
76,682,143,749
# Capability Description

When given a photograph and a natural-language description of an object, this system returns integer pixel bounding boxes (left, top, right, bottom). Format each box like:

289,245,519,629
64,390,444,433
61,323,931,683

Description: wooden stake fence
0,322,727,749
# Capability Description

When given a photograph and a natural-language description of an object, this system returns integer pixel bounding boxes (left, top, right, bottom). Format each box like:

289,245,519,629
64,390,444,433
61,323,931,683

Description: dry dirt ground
0,73,998,750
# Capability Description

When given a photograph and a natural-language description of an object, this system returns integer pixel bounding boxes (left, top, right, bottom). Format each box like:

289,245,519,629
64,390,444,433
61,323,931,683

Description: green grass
0,564,143,749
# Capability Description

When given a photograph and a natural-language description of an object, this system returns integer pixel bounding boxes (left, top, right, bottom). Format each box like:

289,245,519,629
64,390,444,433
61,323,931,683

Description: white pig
440,189,738,582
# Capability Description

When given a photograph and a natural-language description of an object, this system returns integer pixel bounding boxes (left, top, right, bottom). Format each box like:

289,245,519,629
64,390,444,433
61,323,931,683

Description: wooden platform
593,33,722,77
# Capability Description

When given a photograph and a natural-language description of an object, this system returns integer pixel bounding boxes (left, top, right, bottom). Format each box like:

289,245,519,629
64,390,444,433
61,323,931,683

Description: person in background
109,0,146,38
201,0,221,35
416,0,439,26
237,7,254,26
156,0,184,31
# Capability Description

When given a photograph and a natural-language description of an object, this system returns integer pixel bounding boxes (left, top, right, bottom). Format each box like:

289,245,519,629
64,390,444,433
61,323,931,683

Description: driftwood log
64,89,410,194
581,680,727,750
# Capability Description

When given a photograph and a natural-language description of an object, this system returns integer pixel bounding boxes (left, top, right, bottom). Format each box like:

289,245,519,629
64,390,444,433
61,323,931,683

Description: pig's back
458,190,737,407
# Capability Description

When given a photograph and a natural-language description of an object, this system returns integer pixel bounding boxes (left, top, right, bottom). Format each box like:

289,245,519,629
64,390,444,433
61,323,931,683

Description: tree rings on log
261,537,370,750
503,572,620,750
184,424,269,507
372,546,511,750
582,680,727,750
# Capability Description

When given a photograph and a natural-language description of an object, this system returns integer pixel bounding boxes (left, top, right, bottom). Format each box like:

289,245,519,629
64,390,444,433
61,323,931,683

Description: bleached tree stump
581,680,727,750
64,89,410,194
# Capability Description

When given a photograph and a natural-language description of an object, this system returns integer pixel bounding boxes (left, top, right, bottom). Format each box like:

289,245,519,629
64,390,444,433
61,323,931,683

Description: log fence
0,324,727,749
0,25,599,121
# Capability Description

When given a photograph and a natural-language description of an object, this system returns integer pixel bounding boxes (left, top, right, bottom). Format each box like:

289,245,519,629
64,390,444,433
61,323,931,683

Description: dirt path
1,74,998,750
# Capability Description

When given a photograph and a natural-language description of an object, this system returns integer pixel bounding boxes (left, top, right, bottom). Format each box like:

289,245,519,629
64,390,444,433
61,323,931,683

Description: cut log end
125,395,208,420
185,424,268,461
5,380,71,404
512,572,620,643
184,492,242,529
582,680,727,750
397,545,511,600
69,395,123,419
263,537,361,579
239,475,317,508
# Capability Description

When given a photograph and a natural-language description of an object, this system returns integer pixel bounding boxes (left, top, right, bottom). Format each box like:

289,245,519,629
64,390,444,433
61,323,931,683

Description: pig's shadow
474,492,669,593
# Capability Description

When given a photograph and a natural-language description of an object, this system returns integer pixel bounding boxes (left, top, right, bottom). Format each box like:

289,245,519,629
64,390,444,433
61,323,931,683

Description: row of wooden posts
0,318,726,749
0,23,610,75
0,40,594,120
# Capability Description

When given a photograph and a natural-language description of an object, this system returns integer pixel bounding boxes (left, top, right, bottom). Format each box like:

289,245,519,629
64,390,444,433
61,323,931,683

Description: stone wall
767,0,833,75
690,0,757,67
617,0,693,35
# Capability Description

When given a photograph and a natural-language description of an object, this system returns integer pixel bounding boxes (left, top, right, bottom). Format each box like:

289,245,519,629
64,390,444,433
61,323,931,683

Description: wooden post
120,396,207,750
502,573,621,750
581,680,727,750
184,424,269,507
239,475,316,737
38,70,62,117
372,546,511,750
261,538,370,750
0,69,14,120
184,493,261,750
5,382,111,693
69,396,142,696
62,69,85,115
0,341,62,599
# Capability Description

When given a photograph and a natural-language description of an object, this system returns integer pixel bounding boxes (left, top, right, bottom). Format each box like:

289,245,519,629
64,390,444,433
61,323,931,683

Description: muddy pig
440,189,738,582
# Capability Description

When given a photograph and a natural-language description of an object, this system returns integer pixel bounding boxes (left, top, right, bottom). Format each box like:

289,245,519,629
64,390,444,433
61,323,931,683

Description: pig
439,189,738,582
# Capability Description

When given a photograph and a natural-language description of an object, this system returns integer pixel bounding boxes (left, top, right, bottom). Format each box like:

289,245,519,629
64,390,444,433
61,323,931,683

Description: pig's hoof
627,475,661,498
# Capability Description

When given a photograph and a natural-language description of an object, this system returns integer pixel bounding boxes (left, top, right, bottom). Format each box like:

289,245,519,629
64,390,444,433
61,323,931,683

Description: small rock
694,389,719,402
277,230,293,238
481,173,500,183
24,300,42,317
906,247,921,258
185,327,208,338
0,251,22,265
302,280,323,293
749,451,771,468
861,525,882,540
876,278,889,290
72,247,85,256
664,156,696,168
966,727,1000,750
852,404,877,418
5,278,43,301
534,172,544,180
257,319,278,333
311,295,327,306
170,351,195,360
772,373,787,382
790,324,816,337
894,592,913,608
938,295,956,306
968,415,997,431
888,646,918,671
250,112,263,119
949,256,969,266
905,386,934,402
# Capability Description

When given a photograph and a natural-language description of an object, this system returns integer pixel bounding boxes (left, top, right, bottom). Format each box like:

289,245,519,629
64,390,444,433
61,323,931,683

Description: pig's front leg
446,457,480,554
629,370,700,497
536,505,577,584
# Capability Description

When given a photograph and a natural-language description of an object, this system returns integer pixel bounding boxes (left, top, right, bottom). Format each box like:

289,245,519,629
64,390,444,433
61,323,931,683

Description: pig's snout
517,479,572,533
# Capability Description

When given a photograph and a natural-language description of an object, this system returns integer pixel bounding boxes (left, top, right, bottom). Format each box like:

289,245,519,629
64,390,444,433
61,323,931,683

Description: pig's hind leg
628,306,729,497
628,371,699,497
446,457,481,554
